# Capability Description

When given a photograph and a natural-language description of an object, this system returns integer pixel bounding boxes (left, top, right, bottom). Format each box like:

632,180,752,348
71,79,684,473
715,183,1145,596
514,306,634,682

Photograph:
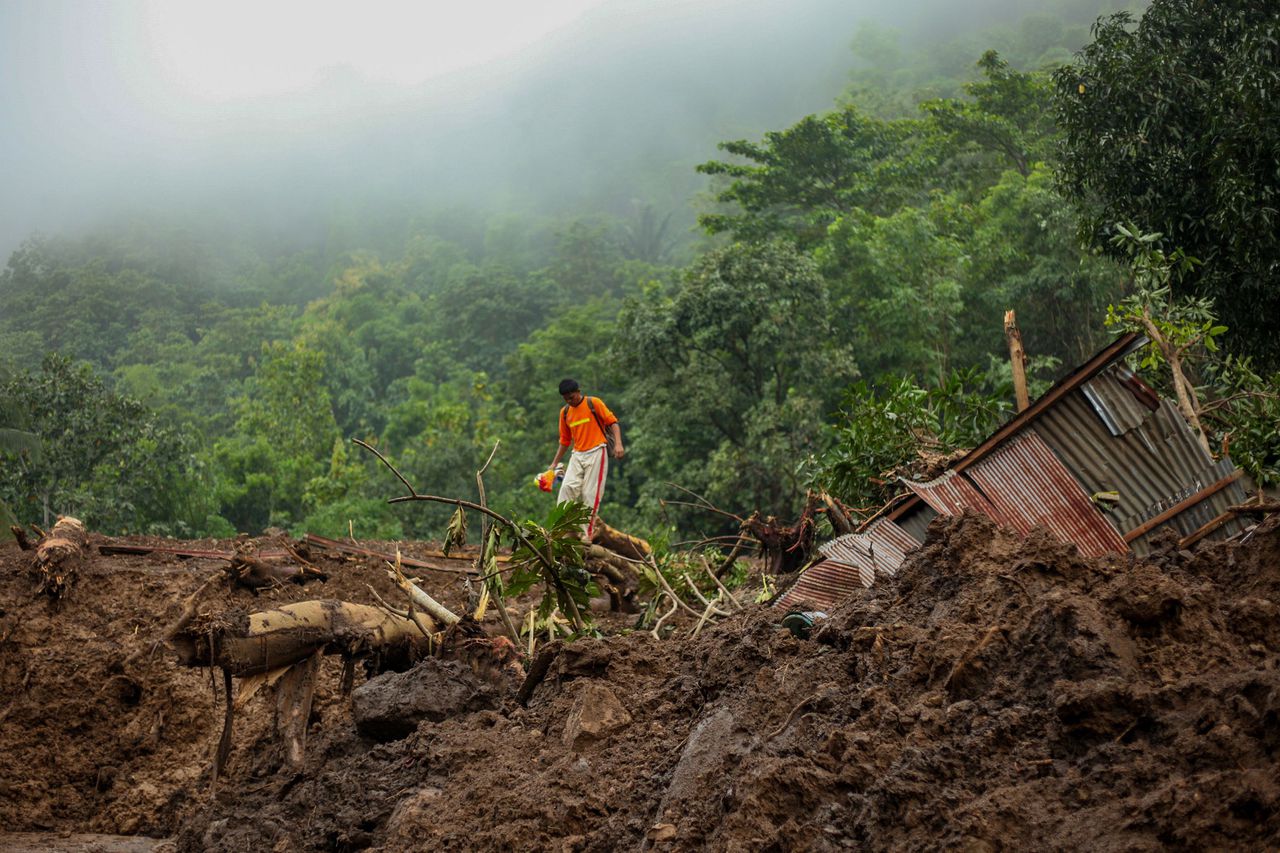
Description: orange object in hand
535,469,557,492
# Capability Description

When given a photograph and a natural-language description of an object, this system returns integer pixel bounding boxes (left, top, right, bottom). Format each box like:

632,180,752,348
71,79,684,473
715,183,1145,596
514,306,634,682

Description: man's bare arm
609,423,625,459
550,443,569,470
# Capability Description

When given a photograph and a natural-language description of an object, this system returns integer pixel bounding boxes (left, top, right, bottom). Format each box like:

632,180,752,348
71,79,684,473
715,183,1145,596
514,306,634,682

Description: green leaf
443,506,468,557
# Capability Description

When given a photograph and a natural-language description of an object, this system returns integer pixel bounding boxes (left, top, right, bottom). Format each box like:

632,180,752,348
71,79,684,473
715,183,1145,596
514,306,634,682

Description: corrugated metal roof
1033,394,1250,553
1118,458,1246,543
781,332,1255,616
903,469,998,517
895,503,937,543
1080,365,1157,436
775,518,920,611
884,334,1251,556
966,431,1129,558
887,332,1149,527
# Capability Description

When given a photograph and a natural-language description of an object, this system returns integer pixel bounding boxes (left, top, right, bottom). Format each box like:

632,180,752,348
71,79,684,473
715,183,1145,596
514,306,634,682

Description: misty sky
0,0,1121,260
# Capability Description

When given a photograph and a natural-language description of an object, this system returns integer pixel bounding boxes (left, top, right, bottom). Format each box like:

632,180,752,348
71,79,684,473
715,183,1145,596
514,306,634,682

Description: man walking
549,378,624,539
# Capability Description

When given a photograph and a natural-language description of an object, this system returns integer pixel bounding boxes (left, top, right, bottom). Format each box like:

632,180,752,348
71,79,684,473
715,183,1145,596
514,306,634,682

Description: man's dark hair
558,378,580,395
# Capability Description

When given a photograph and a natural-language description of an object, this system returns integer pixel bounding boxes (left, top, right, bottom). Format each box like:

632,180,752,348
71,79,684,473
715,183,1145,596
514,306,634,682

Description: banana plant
504,501,597,635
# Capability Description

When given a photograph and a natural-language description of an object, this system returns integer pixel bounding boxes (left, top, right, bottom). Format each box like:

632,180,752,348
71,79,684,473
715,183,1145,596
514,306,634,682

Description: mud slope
0,535,480,838
3,513,1278,851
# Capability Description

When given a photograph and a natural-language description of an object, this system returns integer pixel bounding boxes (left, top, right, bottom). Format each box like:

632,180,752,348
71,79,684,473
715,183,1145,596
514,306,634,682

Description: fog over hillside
0,0,1133,259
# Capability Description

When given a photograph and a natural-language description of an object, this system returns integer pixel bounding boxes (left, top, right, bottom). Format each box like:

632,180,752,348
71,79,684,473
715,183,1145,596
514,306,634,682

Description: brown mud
1,513,1277,851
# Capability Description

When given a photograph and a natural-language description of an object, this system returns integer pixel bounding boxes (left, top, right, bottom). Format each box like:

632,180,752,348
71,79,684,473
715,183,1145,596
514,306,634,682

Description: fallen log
172,600,435,677
31,516,88,598
97,540,327,592
180,599,510,773
592,520,651,561
97,544,251,559
586,545,641,612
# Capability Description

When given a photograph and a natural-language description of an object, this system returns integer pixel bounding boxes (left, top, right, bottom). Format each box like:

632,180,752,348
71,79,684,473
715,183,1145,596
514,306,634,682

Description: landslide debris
2,512,1277,851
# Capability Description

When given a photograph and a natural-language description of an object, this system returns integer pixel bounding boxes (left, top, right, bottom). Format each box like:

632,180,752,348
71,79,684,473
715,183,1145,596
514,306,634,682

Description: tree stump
31,516,88,599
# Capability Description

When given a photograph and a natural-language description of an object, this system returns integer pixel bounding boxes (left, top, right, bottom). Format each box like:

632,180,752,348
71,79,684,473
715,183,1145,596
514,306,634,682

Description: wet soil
2,513,1277,851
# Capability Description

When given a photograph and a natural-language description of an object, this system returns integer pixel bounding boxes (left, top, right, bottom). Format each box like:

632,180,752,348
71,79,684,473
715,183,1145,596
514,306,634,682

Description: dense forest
2,0,1277,545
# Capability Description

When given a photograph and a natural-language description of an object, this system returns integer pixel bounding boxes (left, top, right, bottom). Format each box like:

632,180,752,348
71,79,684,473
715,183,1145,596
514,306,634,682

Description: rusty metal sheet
902,469,997,517
885,339,1252,556
966,431,1129,557
818,519,918,587
865,517,919,555
1033,394,1250,554
775,519,920,611
1080,365,1158,436
887,333,1148,528
773,561,860,612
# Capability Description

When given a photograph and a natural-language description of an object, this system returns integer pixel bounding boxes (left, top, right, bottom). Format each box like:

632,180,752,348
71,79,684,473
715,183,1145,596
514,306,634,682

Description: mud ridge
2,514,1277,851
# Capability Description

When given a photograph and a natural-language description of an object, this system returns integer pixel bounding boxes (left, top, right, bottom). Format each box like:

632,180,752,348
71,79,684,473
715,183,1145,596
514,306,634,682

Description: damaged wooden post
1004,310,1030,413
817,490,857,536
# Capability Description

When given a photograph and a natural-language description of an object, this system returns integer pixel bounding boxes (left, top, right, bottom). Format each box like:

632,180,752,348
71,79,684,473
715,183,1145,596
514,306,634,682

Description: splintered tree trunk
744,498,818,578
276,652,322,769
31,516,88,598
172,600,435,677
1004,309,1030,413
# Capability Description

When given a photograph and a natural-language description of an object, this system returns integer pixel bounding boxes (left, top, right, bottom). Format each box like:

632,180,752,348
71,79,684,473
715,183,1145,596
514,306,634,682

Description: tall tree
617,241,855,519
921,50,1057,181
697,108,921,247
0,355,208,533
1054,1,1280,366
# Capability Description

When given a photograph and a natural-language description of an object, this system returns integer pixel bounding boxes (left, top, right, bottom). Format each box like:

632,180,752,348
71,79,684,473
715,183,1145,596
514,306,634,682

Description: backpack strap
586,397,616,452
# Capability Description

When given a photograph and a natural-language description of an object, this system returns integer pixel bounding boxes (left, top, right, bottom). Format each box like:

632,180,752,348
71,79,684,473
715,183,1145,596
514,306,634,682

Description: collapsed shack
778,332,1267,615
889,332,1255,554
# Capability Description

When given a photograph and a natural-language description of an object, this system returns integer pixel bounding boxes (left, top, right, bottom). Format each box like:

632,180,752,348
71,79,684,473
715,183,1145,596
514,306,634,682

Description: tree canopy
1054,1,1280,366
2,3,1276,541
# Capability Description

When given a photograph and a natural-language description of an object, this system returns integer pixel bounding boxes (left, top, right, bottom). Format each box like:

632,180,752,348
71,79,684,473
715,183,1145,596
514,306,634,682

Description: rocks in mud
1051,676,1147,740
1102,563,1188,630
352,658,498,741
651,707,752,837
562,681,632,749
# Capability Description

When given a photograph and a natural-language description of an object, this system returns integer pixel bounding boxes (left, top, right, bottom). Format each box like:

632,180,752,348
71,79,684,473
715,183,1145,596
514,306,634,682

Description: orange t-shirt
559,397,617,451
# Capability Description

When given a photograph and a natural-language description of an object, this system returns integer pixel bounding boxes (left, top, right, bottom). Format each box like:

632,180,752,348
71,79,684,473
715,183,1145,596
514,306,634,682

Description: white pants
558,444,608,537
